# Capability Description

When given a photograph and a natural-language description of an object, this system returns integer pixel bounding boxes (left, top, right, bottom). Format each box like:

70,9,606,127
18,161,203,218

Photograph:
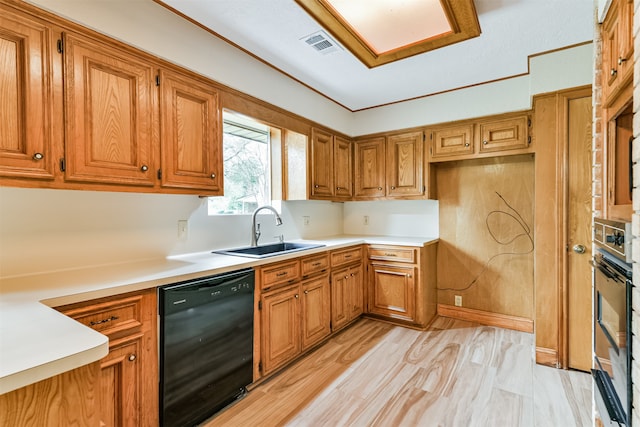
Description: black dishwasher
159,268,254,427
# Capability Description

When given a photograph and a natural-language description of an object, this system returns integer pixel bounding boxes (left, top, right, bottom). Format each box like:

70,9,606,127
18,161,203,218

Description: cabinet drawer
59,295,144,338
301,253,329,277
368,245,417,263
260,260,300,290
331,246,362,267
430,124,474,158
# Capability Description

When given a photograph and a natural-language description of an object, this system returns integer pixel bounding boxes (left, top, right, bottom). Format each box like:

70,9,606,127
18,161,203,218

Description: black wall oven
592,218,632,426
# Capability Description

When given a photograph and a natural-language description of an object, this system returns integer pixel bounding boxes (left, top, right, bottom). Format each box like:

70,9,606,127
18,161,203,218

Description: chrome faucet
251,205,283,246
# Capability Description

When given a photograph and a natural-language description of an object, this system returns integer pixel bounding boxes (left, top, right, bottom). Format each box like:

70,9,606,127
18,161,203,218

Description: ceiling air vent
301,30,341,55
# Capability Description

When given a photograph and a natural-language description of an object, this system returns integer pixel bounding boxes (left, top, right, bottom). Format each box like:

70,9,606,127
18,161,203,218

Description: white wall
343,200,439,237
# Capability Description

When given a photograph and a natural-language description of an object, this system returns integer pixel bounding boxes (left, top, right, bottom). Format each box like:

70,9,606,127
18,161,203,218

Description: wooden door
63,32,156,186
347,264,364,321
159,69,221,192
261,286,300,374
0,9,56,179
100,337,142,427
386,131,423,197
478,116,529,154
354,137,385,198
333,136,353,199
429,124,474,159
310,128,334,198
330,267,349,331
301,274,331,350
368,263,416,322
567,95,593,371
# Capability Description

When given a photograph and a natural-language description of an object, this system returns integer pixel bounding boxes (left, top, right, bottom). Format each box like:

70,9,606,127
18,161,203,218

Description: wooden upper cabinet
333,136,353,199
386,131,423,197
310,128,334,198
478,115,529,154
62,32,156,186
430,124,474,159
354,137,386,198
0,9,56,179
602,0,634,106
159,69,222,193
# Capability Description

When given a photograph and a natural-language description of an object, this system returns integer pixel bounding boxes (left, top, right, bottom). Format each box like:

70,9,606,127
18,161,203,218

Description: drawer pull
89,315,119,326
276,271,288,277
344,255,352,259
128,354,136,362
384,252,397,257
312,262,322,267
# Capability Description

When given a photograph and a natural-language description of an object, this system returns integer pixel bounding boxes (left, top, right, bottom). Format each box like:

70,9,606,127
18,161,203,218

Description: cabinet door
330,267,349,331
310,128,334,198
100,336,142,427
301,274,331,350
0,9,56,179
333,136,353,199
159,69,222,192
347,264,364,321
386,131,423,197
478,115,529,154
63,33,156,186
354,137,385,198
368,263,416,322
429,124,474,159
261,286,300,374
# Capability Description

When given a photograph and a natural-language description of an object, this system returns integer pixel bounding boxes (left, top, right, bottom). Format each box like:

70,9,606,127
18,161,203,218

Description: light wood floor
203,317,592,427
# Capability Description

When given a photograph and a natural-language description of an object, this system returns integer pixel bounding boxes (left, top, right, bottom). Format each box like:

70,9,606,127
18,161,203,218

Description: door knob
572,244,586,254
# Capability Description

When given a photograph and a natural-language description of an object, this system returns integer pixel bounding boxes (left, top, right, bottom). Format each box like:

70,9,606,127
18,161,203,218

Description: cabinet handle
304,290,309,294
276,271,288,277
140,165,148,172
464,142,470,147
611,68,617,76
377,187,382,190
33,153,44,160
211,173,216,179
314,184,319,188
384,252,397,257
344,275,349,279
350,273,355,277
295,294,299,299
406,273,412,278
128,354,136,362
336,187,342,190
312,262,322,267
482,140,488,145
89,315,119,326
618,56,627,65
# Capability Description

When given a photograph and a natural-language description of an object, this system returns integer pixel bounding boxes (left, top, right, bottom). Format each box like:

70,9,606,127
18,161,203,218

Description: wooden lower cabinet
56,289,158,427
368,263,416,323
301,274,332,350
261,275,331,375
330,264,363,331
366,243,437,328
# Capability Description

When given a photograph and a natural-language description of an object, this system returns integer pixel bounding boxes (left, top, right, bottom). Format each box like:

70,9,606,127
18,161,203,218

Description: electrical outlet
454,295,462,307
178,220,188,240
364,215,369,225
303,216,310,226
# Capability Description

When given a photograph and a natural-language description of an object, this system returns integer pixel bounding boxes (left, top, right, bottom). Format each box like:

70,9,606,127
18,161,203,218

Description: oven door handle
591,260,625,283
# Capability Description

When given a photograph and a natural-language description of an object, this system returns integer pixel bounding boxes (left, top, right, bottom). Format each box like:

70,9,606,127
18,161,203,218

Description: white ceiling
159,0,595,112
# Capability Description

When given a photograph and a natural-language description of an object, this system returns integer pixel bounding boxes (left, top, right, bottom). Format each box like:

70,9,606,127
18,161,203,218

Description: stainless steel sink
213,242,325,259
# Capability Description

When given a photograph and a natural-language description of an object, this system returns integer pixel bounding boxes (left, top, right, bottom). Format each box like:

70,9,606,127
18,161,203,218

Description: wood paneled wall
436,155,535,319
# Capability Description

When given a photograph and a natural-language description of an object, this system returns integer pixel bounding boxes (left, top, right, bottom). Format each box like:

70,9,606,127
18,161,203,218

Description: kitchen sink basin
213,242,325,259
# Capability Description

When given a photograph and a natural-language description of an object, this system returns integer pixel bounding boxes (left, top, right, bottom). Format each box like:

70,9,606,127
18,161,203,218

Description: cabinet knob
295,294,299,299
377,187,382,190
611,68,618,76
140,165,148,172
618,56,627,65
128,354,136,362
391,186,396,190
482,140,488,145
211,173,216,179
336,187,342,190
33,153,44,160
464,142,470,147
304,290,309,294
407,273,412,278
314,184,319,188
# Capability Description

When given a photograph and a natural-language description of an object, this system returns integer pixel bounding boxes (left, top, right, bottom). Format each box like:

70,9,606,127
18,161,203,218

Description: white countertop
0,235,436,395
